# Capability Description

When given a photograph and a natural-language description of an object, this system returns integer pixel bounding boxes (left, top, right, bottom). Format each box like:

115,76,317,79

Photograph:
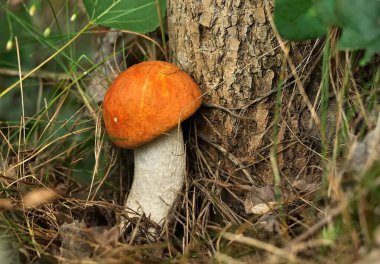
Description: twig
222,232,298,262
290,200,347,244
202,88,279,119
202,102,255,120
198,132,256,185
214,252,245,264
0,67,68,80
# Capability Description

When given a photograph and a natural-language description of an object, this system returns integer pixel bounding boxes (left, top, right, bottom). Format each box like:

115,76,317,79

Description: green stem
0,22,93,98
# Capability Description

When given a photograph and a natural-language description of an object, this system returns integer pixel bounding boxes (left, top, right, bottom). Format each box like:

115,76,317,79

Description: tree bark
167,0,321,221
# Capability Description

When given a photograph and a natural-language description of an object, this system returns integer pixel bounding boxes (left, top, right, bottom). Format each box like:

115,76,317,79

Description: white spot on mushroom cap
113,117,118,123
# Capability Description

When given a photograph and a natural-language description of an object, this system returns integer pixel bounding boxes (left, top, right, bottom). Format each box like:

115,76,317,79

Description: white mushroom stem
124,127,185,225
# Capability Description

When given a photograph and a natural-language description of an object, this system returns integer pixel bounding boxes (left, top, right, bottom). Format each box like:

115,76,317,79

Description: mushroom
102,61,202,227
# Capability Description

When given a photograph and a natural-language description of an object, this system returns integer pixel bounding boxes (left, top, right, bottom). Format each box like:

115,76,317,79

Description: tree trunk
167,1,321,222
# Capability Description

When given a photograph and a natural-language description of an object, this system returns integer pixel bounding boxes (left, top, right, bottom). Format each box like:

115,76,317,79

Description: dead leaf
0,199,13,211
59,221,93,259
249,202,278,215
59,222,120,259
292,180,318,193
244,186,294,215
354,226,380,264
355,248,380,264
0,161,17,181
0,232,20,264
245,186,275,215
89,225,120,248
244,180,319,215
256,214,283,235
8,0,23,6
347,114,380,173
22,188,58,209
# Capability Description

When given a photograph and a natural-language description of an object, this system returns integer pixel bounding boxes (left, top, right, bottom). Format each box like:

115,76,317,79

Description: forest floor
1,2,380,264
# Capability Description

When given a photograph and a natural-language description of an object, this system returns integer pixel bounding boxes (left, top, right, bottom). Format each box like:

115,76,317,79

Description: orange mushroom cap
103,61,202,148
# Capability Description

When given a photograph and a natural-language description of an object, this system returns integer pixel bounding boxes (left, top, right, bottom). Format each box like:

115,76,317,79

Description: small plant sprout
70,13,77,22
43,27,51,38
29,4,36,16
5,39,13,51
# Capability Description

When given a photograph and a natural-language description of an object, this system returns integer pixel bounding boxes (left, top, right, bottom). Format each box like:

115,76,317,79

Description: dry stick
0,67,68,80
15,37,26,147
290,201,347,245
90,148,118,201
202,102,256,120
119,29,166,56
214,252,245,264
197,132,255,185
203,87,279,119
0,130,16,156
222,231,298,262
264,1,321,130
4,127,93,184
86,109,104,202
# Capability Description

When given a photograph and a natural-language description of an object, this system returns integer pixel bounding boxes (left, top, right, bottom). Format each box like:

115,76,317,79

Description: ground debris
59,220,120,260
0,231,20,264
59,221,93,259
0,199,12,211
355,226,380,264
346,113,380,173
22,188,58,209
244,180,317,215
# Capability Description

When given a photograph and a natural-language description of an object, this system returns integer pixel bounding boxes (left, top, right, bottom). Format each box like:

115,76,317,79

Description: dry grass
1,1,380,264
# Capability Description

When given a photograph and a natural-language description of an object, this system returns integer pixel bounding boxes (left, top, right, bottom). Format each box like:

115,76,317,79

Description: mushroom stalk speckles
125,128,185,224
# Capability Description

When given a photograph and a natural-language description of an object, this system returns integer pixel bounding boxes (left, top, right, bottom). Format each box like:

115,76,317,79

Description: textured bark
167,0,320,208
